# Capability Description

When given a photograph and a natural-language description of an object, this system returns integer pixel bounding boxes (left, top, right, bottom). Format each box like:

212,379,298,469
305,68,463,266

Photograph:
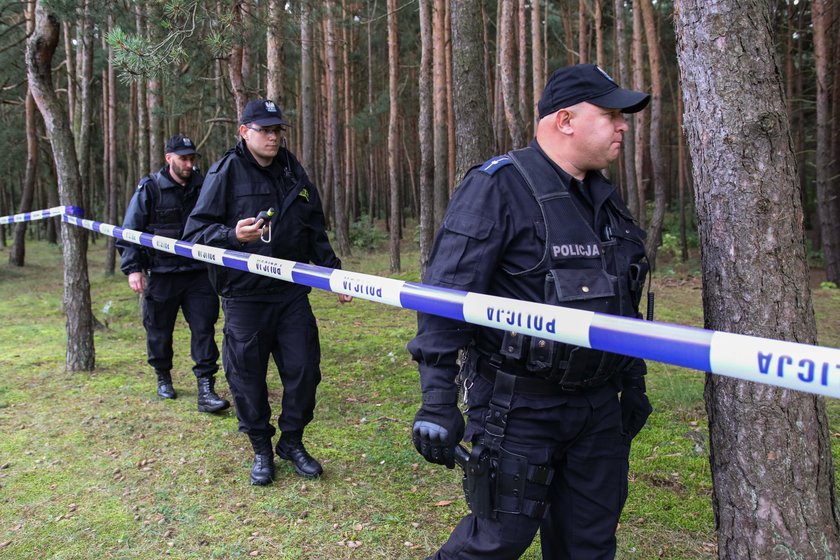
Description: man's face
166,153,196,184
240,123,283,165
566,102,629,171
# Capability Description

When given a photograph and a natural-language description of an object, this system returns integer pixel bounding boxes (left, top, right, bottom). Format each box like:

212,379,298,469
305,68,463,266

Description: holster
462,443,495,519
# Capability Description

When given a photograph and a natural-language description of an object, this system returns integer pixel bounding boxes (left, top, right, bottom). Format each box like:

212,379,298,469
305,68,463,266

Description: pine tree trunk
499,0,526,148
325,1,350,256
640,0,664,268
675,0,840,556
26,0,95,371
531,0,543,131
614,0,640,217
387,0,401,272
813,0,840,284
631,0,646,227
10,91,38,266
432,0,448,230
266,0,283,104
105,13,117,275
418,0,434,277
451,0,495,184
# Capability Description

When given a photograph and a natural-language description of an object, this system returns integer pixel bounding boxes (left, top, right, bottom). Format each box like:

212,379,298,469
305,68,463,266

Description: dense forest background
2,0,838,281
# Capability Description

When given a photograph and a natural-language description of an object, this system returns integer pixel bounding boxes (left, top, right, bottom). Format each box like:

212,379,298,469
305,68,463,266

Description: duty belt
475,354,607,395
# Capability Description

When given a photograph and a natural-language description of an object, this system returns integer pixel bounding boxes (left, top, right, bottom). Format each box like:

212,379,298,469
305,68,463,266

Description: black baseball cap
240,99,290,127
165,134,198,156
538,64,650,118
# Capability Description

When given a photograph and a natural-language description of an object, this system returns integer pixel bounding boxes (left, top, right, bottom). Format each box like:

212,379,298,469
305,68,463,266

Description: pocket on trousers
222,327,262,377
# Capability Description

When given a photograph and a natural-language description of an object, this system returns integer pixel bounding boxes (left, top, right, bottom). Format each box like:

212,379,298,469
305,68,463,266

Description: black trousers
431,373,629,560
221,294,322,439
143,270,220,378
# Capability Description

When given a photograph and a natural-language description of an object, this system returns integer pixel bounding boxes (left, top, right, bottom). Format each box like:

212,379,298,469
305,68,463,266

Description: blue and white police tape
55,212,840,400
0,205,83,225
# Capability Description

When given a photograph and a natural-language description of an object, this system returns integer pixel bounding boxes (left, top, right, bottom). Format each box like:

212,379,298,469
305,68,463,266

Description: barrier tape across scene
5,205,840,399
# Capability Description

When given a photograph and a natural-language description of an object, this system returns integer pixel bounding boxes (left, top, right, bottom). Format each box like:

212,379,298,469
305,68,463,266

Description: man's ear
555,109,574,134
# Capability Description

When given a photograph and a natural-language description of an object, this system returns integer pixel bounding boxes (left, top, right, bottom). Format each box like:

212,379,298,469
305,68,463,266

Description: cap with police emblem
165,134,198,156
538,64,650,118
240,99,290,127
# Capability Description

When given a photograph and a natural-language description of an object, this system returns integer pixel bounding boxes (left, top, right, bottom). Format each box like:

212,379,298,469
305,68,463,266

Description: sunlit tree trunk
675,0,840,556
631,0,646,227
300,1,314,173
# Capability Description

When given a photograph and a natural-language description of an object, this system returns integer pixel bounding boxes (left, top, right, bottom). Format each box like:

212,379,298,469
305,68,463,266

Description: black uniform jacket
183,140,341,300
407,139,647,396
118,166,206,275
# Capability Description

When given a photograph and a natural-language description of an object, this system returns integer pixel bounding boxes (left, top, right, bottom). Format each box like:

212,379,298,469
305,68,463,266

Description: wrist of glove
412,403,465,469
620,377,652,440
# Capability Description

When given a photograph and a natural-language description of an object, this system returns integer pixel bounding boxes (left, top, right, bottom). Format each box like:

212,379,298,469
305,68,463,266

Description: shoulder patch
478,155,513,176
137,176,154,191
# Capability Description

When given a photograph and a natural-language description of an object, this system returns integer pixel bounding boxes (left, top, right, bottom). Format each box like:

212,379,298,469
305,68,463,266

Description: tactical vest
493,147,648,389
141,173,201,272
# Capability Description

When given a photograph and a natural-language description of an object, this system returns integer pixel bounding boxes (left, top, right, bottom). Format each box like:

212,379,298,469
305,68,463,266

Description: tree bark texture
450,0,494,184
325,1,351,256
640,0,664,268
614,0,640,218
266,0,284,104
10,90,38,267
812,0,840,284
432,0,448,230
26,0,94,371
418,0,434,278
675,1,840,558
499,0,526,148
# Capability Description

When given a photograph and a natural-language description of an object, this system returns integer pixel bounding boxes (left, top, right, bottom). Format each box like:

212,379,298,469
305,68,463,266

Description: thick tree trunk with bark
675,1,840,557
531,0,543,130
26,0,94,371
451,0,494,183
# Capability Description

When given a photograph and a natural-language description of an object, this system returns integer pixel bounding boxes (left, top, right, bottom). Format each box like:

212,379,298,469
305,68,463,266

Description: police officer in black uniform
118,134,229,414
408,64,654,559
184,99,351,486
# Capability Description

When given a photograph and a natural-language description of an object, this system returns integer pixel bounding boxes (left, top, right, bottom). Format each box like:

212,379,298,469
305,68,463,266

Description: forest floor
1,238,839,559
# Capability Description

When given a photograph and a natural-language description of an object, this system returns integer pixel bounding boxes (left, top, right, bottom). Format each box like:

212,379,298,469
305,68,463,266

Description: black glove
412,403,465,469
621,376,653,440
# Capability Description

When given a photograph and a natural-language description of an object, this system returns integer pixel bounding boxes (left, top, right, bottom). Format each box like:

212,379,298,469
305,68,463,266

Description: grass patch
0,239,838,559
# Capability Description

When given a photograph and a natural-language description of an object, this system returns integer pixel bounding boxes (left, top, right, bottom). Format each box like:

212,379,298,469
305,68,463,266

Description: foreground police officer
408,64,654,559
184,99,351,485
118,134,229,413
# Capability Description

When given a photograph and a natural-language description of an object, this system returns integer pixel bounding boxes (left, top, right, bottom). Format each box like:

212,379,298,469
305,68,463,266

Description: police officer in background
118,134,229,414
407,64,654,559
184,99,351,486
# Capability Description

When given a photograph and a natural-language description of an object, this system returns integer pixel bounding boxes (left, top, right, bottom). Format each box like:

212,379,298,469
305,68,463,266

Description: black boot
276,435,323,478
196,376,230,413
156,370,176,399
249,435,275,486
